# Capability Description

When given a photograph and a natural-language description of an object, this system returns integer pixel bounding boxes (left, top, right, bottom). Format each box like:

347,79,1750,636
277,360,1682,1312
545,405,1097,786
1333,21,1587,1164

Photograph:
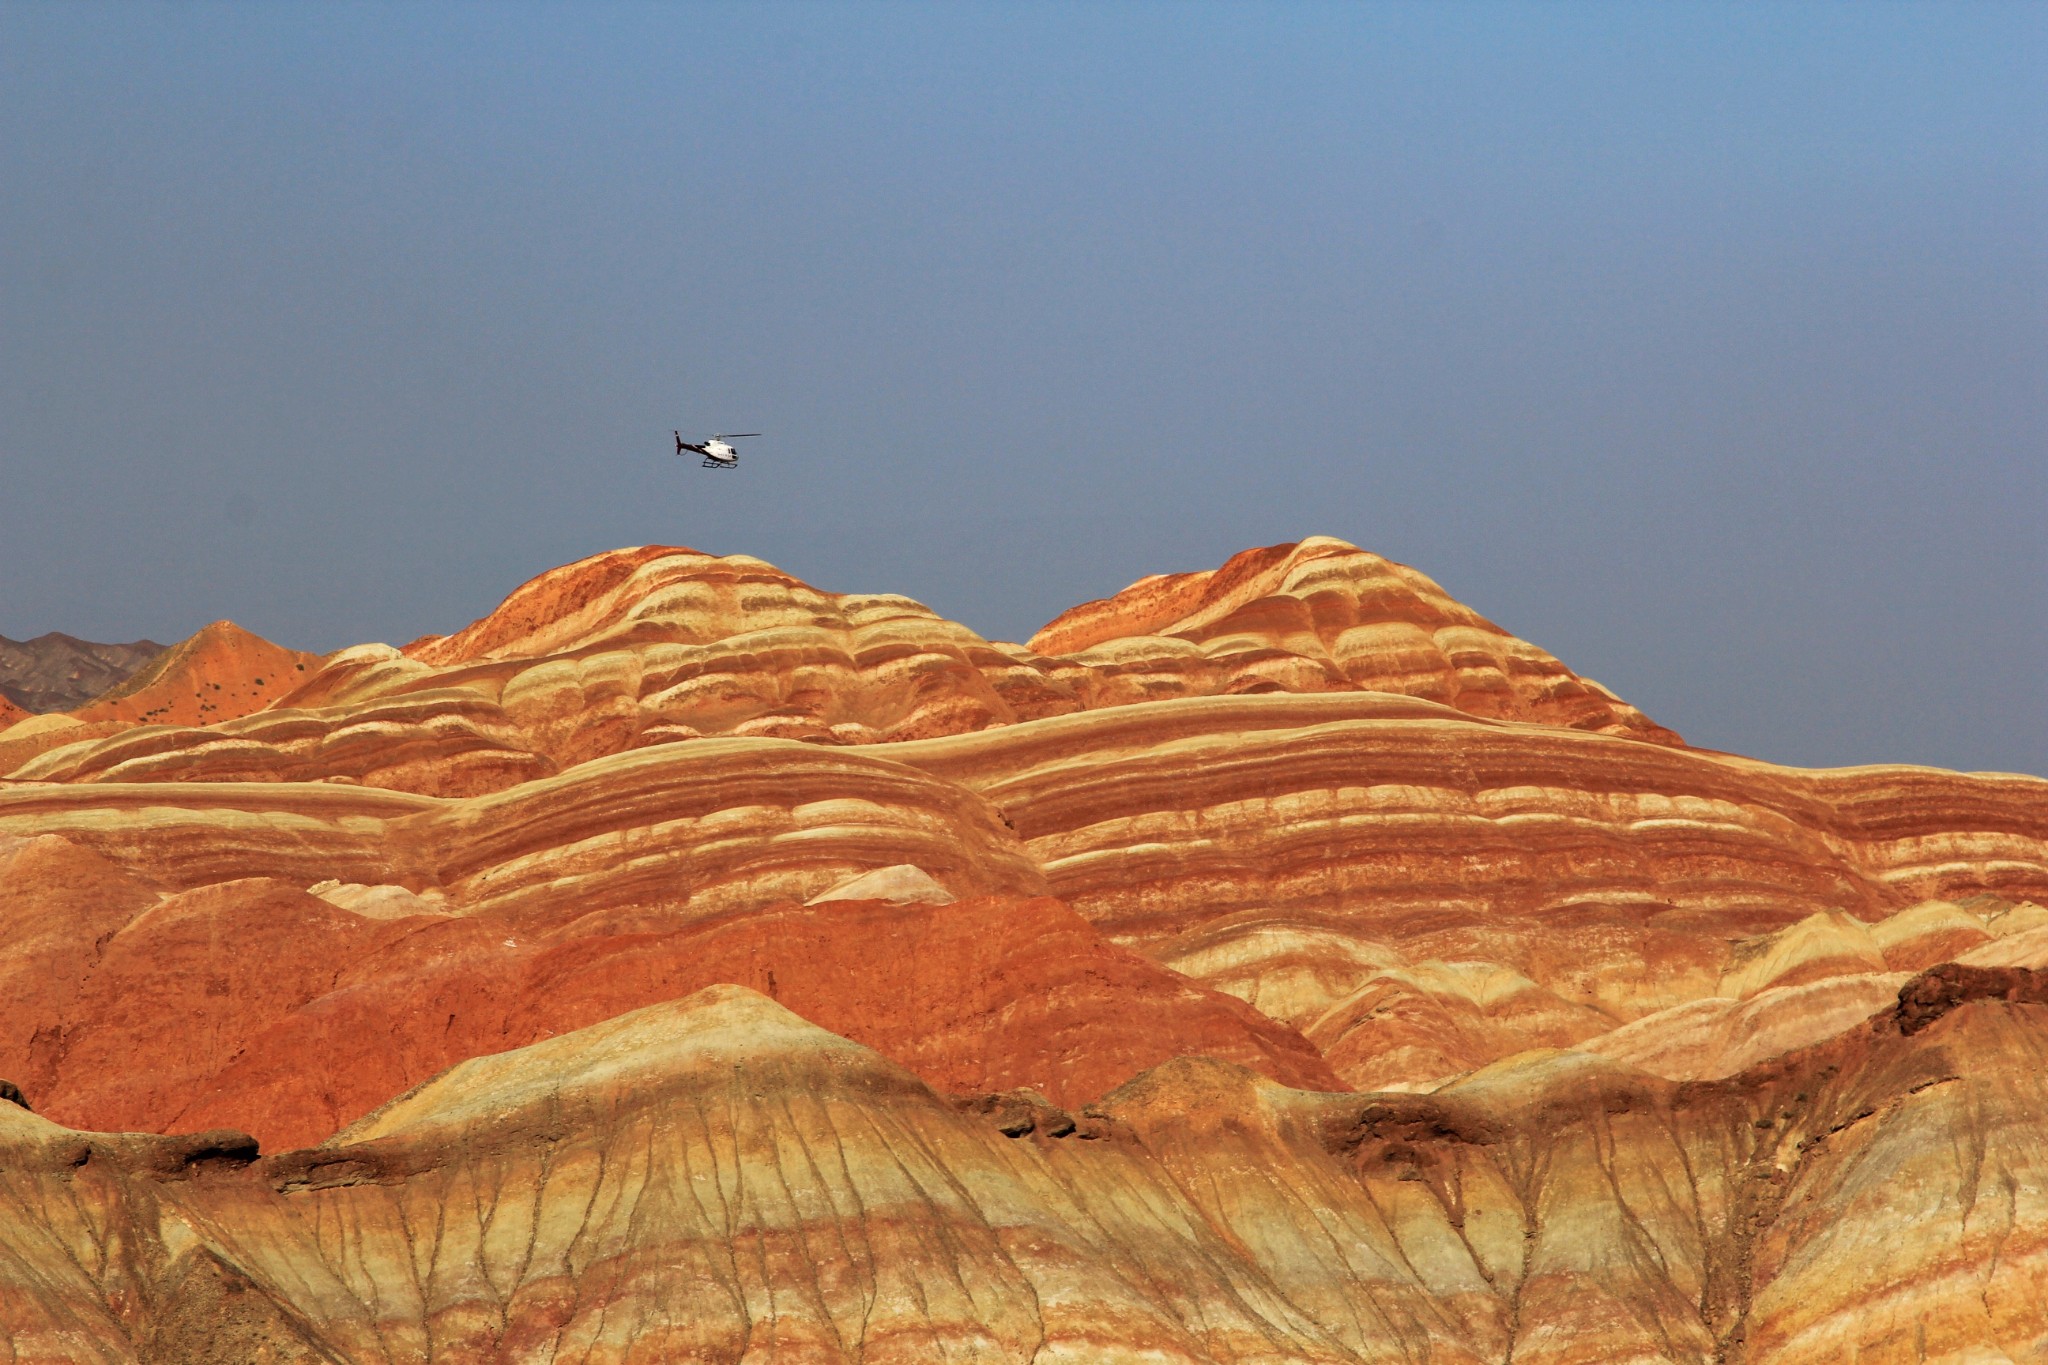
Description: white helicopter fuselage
675,430,757,468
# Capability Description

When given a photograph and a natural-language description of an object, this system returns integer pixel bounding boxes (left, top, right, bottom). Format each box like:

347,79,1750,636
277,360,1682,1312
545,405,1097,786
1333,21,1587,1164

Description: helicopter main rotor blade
715,433,762,439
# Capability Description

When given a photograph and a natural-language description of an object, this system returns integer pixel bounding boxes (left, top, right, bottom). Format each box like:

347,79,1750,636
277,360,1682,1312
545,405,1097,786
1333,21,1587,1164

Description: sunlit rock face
2,538,1681,795
1,537,2046,1359
67,620,320,727
1029,535,1681,743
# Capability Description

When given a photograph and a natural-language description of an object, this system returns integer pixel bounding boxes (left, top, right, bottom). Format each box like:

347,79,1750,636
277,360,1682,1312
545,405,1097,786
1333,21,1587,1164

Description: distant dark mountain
0,632,166,713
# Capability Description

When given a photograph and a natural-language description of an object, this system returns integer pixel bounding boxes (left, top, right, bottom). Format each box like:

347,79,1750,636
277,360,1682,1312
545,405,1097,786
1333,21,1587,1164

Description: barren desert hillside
0,631,163,713
1,538,2044,1363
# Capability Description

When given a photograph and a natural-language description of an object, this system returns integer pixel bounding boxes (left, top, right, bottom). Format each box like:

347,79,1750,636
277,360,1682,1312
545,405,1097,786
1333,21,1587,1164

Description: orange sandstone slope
2,538,2043,1112
0,537,2045,1360
68,619,320,726
1,843,1335,1149
11,699,2039,1130
1,537,1678,793
1031,535,1680,742
0,735,1332,1147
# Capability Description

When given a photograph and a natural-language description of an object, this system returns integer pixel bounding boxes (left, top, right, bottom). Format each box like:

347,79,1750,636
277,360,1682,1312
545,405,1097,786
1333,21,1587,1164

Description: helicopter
674,431,760,469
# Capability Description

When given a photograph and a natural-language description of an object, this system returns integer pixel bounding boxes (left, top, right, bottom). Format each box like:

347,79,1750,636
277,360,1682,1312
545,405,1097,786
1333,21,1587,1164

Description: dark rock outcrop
0,631,163,713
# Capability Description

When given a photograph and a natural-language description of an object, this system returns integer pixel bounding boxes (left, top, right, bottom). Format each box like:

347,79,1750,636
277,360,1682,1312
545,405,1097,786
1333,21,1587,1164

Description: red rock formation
0,538,2044,1357
4,538,1681,792
0,830,1330,1148
0,713,134,776
12,686,553,794
68,620,319,727
881,694,2048,1091
351,544,1083,754
0,834,164,1097
4,618,2045,1111
894,696,2048,947
241,892,1330,1149
1031,536,1681,742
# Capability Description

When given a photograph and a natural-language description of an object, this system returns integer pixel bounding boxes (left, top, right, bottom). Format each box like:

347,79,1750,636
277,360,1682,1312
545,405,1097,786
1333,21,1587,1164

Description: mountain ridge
0,630,164,713
0,534,2043,1360
2,537,1687,796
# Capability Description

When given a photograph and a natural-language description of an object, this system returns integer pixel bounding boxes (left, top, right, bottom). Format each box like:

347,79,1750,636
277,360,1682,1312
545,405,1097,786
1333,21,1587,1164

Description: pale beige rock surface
806,861,958,905
2,978,2047,1361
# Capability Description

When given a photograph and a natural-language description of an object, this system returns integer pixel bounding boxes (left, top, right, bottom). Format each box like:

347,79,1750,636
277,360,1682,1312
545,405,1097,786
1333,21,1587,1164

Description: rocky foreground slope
1,538,2045,1362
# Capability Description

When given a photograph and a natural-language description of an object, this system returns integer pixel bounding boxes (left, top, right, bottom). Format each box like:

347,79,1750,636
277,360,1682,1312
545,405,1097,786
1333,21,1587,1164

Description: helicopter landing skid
702,458,736,469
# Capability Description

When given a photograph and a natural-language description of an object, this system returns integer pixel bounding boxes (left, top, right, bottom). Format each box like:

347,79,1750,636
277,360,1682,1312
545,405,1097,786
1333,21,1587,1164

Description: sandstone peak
403,545,714,663
69,619,320,728
1028,536,1681,743
7,535,1700,792
1029,536,1390,656
398,544,935,667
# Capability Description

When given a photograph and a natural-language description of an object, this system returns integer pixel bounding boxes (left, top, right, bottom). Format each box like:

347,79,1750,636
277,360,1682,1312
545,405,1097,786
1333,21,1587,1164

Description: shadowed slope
0,631,163,713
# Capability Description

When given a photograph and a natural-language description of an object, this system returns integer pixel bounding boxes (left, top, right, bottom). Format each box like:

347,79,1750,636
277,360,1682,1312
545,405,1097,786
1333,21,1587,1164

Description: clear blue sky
2,2,2042,774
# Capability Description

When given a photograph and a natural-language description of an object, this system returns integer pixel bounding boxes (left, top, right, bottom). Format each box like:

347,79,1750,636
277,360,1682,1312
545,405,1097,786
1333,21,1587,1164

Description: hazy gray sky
3,2,2043,775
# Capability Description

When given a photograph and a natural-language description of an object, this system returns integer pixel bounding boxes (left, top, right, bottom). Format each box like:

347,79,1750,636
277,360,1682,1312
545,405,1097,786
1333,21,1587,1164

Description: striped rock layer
2,981,2045,1363
0,538,1672,794
0,538,2045,1362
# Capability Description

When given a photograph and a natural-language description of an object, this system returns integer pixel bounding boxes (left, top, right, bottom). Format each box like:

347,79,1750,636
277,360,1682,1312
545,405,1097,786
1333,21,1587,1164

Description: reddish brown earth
68,618,320,726
1,537,2045,1361
0,844,1334,1149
